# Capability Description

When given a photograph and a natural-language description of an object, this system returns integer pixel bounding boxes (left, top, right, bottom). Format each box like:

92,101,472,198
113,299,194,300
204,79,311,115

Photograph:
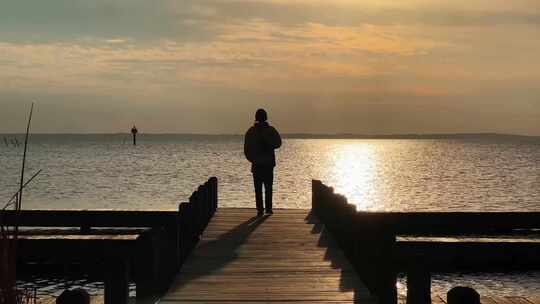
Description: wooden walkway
160,208,377,303
160,208,539,304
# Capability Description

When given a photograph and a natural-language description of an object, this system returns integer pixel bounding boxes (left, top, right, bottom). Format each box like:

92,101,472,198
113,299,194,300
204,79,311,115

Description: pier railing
1,177,218,304
312,180,540,304
179,176,218,261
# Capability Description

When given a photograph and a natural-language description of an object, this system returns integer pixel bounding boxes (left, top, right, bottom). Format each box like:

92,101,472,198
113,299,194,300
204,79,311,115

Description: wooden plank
160,209,377,303
491,297,514,304
505,297,537,304
1,210,178,228
395,240,540,270
16,238,139,261
529,297,540,304
480,296,500,304
480,296,540,304
434,295,447,304
397,237,540,243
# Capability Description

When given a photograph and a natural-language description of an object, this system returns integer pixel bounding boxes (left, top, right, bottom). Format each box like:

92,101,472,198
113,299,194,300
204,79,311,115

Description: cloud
0,0,221,44
105,38,130,44
0,19,452,91
170,0,540,29
0,0,539,134
1,0,539,45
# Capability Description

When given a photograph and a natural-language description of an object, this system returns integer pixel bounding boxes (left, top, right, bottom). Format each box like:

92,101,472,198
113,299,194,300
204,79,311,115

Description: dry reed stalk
1,103,37,304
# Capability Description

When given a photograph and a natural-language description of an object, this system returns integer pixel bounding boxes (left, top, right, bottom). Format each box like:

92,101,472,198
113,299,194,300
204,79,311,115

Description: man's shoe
265,209,273,215
257,210,264,217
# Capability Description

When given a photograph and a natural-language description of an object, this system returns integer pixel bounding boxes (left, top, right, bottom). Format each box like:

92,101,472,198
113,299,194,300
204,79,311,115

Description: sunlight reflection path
323,141,378,211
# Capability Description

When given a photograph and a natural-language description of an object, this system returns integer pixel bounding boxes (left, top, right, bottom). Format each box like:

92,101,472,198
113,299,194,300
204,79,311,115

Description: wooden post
373,231,398,304
354,222,397,304
104,259,129,304
178,202,187,262
131,126,138,146
312,180,320,214
210,177,218,213
179,202,196,261
135,230,158,301
376,270,398,304
150,227,172,293
447,286,480,304
407,265,431,304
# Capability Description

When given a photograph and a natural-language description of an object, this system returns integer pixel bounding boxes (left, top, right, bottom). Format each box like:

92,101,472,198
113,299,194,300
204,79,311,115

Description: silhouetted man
244,109,282,216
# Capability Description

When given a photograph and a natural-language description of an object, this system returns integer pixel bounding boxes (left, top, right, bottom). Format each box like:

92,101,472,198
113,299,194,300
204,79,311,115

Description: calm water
2,134,539,298
1,134,539,211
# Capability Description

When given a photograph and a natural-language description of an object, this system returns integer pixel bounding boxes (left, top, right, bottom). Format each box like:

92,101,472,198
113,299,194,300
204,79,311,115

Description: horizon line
0,132,539,138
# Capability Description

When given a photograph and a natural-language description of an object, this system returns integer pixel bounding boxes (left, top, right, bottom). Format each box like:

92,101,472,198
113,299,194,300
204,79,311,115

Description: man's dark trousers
252,165,274,212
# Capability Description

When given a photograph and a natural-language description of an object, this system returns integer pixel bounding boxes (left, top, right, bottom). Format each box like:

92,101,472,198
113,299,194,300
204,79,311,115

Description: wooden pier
160,208,378,303
312,180,540,304
2,177,218,304
3,177,539,304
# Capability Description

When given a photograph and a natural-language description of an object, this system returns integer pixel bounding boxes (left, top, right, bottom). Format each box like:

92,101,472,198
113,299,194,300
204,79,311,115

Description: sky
1,0,539,135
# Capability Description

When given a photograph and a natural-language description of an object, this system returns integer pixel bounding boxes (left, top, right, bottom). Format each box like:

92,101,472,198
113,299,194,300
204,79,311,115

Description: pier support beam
406,265,431,304
374,271,398,304
104,259,129,304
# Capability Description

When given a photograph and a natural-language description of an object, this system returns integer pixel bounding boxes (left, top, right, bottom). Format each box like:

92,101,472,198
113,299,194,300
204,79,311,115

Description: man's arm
244,129,253,162
268,127,282,149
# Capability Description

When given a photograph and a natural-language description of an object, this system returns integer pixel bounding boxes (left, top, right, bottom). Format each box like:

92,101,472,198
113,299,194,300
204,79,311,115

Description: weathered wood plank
398,295,447,304
395,239,540,270
480,296,500,304
1,210,178,228
434,295,447,304
160,208,377,303
505,296,538,304
397,237,540,243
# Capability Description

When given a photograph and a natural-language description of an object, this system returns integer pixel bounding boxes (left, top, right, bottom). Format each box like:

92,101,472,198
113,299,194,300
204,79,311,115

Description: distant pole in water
131,125,138,146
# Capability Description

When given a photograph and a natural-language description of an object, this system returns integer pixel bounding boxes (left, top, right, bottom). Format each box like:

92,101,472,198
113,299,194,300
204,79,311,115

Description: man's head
255,109,268,122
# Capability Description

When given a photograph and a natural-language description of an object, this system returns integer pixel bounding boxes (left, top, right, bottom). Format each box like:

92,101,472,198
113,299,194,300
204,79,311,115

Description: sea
1,134,539,300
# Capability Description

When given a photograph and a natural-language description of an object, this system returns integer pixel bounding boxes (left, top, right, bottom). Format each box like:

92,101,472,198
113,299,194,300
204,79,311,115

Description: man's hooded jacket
244,121,282,169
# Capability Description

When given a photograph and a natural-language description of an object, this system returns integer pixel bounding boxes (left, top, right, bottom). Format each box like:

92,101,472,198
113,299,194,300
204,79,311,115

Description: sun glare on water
324,141,378,211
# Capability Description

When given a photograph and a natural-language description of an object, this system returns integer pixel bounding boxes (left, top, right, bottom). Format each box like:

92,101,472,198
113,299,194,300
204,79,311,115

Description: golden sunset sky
1,0,539,134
